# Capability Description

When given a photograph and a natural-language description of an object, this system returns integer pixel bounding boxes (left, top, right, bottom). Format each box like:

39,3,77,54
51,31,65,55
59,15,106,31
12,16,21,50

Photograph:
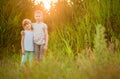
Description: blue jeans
21,51,34,67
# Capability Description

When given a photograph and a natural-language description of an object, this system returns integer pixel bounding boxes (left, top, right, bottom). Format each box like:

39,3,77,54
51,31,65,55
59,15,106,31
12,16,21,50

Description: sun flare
34,0,57,10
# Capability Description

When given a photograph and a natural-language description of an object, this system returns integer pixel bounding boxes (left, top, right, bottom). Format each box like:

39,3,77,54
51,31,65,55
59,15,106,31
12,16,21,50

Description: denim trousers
21,51,34,67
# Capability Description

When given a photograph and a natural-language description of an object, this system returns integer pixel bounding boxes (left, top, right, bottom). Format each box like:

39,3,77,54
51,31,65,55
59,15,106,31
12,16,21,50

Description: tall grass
0,0,34,48
0,0,120,79
0,47,120,79
94,24,108,60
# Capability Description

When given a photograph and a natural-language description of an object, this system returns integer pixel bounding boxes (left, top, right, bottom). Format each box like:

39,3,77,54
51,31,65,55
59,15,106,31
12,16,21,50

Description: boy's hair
22,19,31,28
34,10,43,15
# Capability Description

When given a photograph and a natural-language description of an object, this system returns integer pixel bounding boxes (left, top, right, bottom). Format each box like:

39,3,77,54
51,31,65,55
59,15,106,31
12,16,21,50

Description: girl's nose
26,25,29,27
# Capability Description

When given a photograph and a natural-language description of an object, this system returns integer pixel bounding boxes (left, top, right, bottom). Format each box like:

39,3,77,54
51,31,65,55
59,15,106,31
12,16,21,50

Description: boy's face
34,13,43,22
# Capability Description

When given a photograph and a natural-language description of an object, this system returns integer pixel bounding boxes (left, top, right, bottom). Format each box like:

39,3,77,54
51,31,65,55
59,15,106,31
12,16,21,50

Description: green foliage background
0,0,120,50
0,0,120,79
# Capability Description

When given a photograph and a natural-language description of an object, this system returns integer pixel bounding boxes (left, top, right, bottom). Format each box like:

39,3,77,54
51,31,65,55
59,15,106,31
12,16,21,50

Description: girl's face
34,13,43,22
24,23,32,30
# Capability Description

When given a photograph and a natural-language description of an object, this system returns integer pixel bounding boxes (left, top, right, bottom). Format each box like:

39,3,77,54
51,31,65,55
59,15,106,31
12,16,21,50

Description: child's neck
36,21,42,23
25,29,32,31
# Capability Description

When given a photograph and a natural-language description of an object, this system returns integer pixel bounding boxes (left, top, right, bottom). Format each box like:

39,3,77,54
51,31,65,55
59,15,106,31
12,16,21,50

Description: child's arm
21,31,24,54
44,27,48,51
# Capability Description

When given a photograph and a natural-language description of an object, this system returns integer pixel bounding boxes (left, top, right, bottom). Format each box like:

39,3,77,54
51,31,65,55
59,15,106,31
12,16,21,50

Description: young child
21,19,34,67
32,10,48,61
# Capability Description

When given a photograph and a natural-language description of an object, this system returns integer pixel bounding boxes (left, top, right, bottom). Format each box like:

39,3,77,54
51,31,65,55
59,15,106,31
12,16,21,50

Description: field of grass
0,48,120,79
0,24,120,79
0,0,120,79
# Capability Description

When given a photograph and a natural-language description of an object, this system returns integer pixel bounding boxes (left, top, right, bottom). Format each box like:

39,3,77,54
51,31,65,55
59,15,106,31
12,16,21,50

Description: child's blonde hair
22,19,33,30
22,19,31,27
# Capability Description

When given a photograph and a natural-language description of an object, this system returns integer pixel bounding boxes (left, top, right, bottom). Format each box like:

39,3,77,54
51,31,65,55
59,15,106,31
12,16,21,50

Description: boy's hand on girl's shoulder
21,31,24,36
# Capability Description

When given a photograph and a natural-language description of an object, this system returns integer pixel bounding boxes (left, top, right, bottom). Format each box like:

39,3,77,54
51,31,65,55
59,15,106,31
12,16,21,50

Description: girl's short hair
22,19,31,27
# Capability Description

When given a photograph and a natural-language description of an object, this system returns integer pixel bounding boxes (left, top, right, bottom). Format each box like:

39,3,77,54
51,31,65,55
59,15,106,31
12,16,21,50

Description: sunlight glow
34,0,57,10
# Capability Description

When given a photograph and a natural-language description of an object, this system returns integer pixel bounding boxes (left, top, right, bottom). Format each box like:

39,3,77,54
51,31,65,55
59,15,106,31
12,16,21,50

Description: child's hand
44,45,48,52
22,49,25,55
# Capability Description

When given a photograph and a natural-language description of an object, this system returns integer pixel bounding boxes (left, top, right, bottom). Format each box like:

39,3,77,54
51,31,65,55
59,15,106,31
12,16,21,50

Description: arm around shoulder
21,31,24,36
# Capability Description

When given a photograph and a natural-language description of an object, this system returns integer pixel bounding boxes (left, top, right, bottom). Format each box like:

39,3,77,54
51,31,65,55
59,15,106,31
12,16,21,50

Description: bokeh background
0,0,120,79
